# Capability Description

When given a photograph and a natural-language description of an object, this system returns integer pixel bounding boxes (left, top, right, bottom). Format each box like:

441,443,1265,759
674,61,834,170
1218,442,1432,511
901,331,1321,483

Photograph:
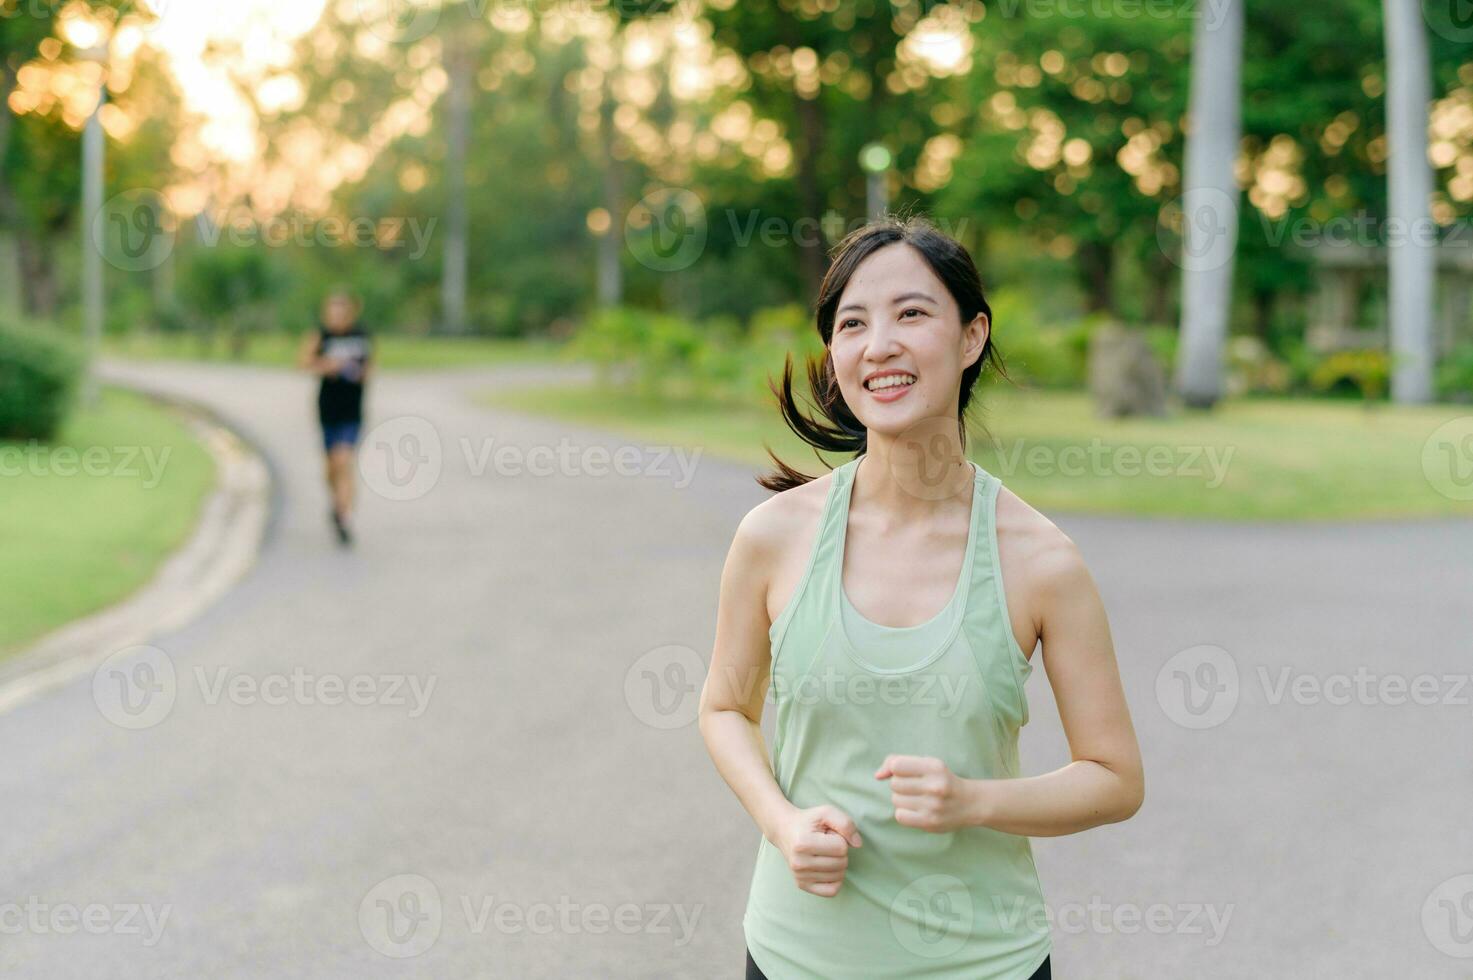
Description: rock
1088,320,1168,418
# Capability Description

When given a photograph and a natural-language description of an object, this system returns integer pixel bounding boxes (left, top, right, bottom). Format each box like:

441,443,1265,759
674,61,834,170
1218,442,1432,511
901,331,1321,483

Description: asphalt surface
2,360,1470,978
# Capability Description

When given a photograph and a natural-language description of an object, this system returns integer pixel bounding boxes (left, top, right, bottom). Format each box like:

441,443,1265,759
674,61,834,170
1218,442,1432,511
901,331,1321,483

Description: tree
943,12,1192,318
704,0,969,296
1,4,92,316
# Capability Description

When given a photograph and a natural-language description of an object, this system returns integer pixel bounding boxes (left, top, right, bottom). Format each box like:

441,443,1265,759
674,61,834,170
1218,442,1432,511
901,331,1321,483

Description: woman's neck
854,430,973,522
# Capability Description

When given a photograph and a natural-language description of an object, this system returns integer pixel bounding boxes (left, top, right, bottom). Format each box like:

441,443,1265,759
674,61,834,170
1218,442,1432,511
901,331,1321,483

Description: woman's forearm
962,760,1144,837
699,707,796,845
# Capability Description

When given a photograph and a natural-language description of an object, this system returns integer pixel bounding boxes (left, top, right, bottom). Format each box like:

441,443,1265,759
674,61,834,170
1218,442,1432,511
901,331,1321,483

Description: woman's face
322,295,356,331
828,242,987,440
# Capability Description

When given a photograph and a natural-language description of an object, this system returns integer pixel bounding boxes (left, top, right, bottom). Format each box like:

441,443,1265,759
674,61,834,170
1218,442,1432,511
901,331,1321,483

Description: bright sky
140,0,328,161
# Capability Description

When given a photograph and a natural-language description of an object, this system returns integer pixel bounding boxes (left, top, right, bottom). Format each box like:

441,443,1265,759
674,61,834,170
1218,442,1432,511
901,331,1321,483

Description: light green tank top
744,453,1051,979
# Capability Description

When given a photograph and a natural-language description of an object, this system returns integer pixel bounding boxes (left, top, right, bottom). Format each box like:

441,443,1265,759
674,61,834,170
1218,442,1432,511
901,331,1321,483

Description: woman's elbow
1113,765,1145,822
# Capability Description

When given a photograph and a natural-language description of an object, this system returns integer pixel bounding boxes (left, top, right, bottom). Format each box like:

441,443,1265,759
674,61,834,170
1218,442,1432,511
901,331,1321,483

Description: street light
859,142,892,221
74,36,110,407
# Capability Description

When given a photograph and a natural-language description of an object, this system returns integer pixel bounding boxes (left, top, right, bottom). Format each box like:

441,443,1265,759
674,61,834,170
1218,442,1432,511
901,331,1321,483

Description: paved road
2,360,1469,978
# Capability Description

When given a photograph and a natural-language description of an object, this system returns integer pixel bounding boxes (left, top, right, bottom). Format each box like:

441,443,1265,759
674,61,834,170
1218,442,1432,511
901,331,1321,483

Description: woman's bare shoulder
995,482,1095,596
733,468,836,559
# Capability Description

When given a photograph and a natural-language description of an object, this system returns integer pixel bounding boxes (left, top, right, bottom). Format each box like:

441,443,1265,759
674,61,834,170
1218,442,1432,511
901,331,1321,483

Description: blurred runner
297,288,373,546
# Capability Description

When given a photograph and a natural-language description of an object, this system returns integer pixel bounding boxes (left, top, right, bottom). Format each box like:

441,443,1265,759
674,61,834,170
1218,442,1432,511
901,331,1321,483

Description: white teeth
866,374,916,391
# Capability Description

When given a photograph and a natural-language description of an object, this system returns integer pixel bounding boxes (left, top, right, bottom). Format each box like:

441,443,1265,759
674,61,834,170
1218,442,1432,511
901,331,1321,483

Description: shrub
0,319,85,440
987,287,1086,388
741,304,822,405
1309,349,1390,401
568,305,704,398
1226,335,1292,396
1435,343,1473,403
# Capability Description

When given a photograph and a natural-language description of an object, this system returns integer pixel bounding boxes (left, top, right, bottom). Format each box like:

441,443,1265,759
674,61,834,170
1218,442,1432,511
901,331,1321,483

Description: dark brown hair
757,214,1006,493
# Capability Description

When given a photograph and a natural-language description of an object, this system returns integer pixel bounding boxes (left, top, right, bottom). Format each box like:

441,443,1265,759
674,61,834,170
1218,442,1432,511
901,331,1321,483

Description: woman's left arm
877,528,1144,837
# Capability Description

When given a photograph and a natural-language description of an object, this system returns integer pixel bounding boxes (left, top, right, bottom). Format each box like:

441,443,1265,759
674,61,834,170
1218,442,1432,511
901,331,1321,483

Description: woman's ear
963,312,990,368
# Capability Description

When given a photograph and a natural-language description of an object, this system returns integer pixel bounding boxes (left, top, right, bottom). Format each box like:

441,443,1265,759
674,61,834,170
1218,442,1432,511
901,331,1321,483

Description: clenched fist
773,804,863,898
875,754,973,834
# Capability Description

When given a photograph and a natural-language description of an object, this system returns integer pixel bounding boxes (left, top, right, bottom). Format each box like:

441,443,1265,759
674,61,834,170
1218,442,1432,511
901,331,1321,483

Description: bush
1226,335,1292,396
570,303,825,407
567,305,705,398
1310,349,1390,401
0,320,85,440
1435,344,1473,403
987,287,1086,388
740,304,823,405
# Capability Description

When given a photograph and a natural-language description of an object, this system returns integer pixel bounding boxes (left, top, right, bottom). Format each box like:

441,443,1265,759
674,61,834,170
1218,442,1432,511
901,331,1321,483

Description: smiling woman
698,214,1145,980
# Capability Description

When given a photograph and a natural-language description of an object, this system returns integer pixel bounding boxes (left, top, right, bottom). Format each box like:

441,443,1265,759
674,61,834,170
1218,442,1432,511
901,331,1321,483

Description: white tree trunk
1174,0,1244,409
596,69,623,307
1383,0,1436,403
440,31,472,335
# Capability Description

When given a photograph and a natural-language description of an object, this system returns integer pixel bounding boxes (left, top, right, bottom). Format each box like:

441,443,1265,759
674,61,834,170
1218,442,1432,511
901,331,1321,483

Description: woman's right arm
698,506,863,898
698,510,796,845
297,331,324,373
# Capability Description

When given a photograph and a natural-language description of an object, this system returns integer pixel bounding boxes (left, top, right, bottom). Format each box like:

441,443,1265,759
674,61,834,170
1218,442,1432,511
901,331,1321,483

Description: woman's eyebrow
837,291,939,314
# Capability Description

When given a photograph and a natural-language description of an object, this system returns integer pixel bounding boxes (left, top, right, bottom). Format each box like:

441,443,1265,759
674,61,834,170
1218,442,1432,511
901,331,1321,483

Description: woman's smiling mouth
863,370,917,401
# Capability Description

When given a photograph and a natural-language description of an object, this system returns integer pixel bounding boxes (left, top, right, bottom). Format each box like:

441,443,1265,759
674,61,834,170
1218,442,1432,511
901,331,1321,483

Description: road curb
0,392,271,717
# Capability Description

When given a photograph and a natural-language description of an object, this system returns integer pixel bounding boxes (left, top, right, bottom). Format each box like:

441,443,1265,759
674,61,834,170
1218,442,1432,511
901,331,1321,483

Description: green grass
103,332,564,370
0,387,216,656
478,381,1473,521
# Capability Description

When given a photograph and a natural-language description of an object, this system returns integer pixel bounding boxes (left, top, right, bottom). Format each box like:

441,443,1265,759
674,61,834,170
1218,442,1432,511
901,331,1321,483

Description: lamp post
78,40,109,407
859,142,891,221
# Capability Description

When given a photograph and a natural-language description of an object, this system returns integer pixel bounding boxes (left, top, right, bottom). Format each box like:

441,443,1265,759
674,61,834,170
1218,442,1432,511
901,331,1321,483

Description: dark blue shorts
321,420,362,450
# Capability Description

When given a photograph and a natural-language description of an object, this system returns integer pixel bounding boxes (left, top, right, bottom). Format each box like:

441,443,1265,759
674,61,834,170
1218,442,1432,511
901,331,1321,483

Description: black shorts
745,948,1051,979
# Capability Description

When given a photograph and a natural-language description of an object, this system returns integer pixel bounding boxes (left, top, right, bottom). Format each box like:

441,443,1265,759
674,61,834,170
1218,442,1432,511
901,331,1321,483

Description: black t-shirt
315,324,372,424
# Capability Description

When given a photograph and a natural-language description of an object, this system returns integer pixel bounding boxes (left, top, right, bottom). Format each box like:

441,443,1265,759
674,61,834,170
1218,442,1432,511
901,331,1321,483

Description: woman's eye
902,308,924,319
840,318,860,330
